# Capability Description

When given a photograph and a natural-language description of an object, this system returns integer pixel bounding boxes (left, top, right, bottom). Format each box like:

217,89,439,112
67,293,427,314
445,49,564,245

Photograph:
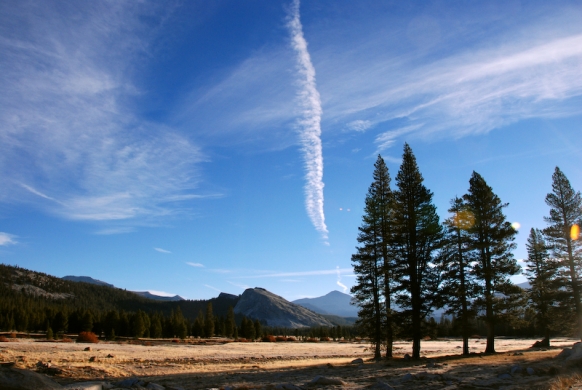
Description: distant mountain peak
132,291,185,301
293,290,358,318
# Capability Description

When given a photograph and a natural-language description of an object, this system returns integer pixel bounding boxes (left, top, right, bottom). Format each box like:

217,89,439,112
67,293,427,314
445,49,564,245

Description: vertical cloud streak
287,0,328,240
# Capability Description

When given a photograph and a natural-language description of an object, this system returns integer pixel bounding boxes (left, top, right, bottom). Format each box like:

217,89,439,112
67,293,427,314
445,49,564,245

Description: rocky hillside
234,287,333,328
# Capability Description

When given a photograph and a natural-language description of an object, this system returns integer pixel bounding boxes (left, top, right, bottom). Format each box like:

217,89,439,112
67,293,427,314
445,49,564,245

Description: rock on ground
0,365,63,390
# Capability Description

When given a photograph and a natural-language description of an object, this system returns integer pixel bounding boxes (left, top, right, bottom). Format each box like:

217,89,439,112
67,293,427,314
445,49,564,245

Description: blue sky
1,0,581,301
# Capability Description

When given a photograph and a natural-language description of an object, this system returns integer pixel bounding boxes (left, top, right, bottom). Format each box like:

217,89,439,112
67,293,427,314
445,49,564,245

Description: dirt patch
0,337,580,389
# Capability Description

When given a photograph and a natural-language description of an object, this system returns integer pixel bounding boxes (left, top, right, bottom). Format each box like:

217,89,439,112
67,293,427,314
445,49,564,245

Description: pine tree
524,228,561,346
392,144,442,359
544,167,582,340
226,306,235,338
351,155,391,359
371,155,397,358
439,197,478,355
204,302,214,338
464,171,519,353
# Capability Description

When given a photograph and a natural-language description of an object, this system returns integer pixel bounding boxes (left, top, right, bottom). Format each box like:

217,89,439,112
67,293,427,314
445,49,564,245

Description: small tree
204,302,214,338
524,228,561,346
226,307,235,338
439,197,478,355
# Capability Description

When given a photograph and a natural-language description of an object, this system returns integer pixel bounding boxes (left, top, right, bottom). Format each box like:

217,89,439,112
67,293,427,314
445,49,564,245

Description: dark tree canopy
464,171,520,353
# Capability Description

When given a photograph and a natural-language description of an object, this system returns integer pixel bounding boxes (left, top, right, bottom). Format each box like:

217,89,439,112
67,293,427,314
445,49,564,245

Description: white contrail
287,0,328,241
336,266,348,293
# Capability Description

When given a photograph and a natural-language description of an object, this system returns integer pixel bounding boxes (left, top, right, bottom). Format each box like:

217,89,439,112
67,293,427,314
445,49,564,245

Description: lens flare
511,222,521,230
453,210,474,230
571,224,580,240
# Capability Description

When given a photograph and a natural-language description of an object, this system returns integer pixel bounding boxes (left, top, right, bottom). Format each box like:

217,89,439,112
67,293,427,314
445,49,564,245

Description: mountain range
62,275,185,301
292,290,358,318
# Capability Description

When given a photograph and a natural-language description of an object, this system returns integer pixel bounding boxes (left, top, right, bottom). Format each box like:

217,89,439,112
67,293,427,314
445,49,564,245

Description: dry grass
549,373,582,389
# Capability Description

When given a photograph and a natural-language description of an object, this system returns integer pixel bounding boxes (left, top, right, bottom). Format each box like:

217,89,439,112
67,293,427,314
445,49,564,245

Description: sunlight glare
453,210,475,230
511,222,521,230
571,224,580,240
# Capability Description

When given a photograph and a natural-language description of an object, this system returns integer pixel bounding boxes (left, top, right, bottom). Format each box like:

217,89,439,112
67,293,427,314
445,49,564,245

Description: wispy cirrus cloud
204,284,221,292
154,247,172,254
0,232,17,246
94,227,135,235
186,262,204,268
313,8,582,149
233,267,353,279
0,2,203,223
287,0,328,241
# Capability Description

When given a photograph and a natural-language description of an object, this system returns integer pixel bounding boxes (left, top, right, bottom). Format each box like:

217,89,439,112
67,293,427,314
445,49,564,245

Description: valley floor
0,337,580,389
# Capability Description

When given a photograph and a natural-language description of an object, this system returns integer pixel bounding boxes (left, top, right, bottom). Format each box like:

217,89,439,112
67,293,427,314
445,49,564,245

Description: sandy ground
1,337,581,389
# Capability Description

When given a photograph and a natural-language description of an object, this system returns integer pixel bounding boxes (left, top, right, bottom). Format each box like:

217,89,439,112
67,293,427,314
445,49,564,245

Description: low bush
76,332,99,343
0,336,8,342
306,337,319,343
286,337,297,342
262,335,276,342
275,336,287,342
320,336,331,342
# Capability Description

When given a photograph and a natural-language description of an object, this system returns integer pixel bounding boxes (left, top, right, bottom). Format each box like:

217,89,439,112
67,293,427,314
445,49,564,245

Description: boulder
274,384,302,390
307,376,344,386
351,358,364,364
63,382,109,390
145,383,165,390
557,348,572,359
0,365,63,390
368,381,394,389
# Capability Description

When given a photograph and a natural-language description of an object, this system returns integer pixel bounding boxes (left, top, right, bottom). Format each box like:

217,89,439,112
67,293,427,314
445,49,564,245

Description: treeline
0,293,359,340
352,144,581,360
0,265,359,340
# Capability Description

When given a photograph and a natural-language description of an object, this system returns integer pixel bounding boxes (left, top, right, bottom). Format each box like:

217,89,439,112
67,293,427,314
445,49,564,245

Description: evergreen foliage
544,167,582,340
439,197,479,355
464,171,520,353
524,228,562,346
392,144,443,359
351,155,393,359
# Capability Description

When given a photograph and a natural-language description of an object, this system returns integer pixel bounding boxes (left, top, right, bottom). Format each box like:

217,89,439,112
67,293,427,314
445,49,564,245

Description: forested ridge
0,264,239,338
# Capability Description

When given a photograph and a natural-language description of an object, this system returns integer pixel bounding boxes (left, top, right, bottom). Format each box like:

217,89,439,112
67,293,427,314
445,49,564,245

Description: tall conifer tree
464,171,519,353
351,155,393,359
439,197,478,355
392,144,442,359
544,167,582,339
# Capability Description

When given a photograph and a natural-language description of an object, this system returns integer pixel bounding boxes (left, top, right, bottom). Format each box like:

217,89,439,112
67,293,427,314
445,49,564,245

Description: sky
0,0,581,302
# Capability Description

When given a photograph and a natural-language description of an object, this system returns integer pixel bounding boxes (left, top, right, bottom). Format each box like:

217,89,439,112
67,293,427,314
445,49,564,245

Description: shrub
171,338,180,343
286,337,297,342
275,336,287,342
262,335,276,342
320,336,331,342
9,332,17,339
306,337,319,343
0,336,8,342
77,332,99,343
62,337,73,343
